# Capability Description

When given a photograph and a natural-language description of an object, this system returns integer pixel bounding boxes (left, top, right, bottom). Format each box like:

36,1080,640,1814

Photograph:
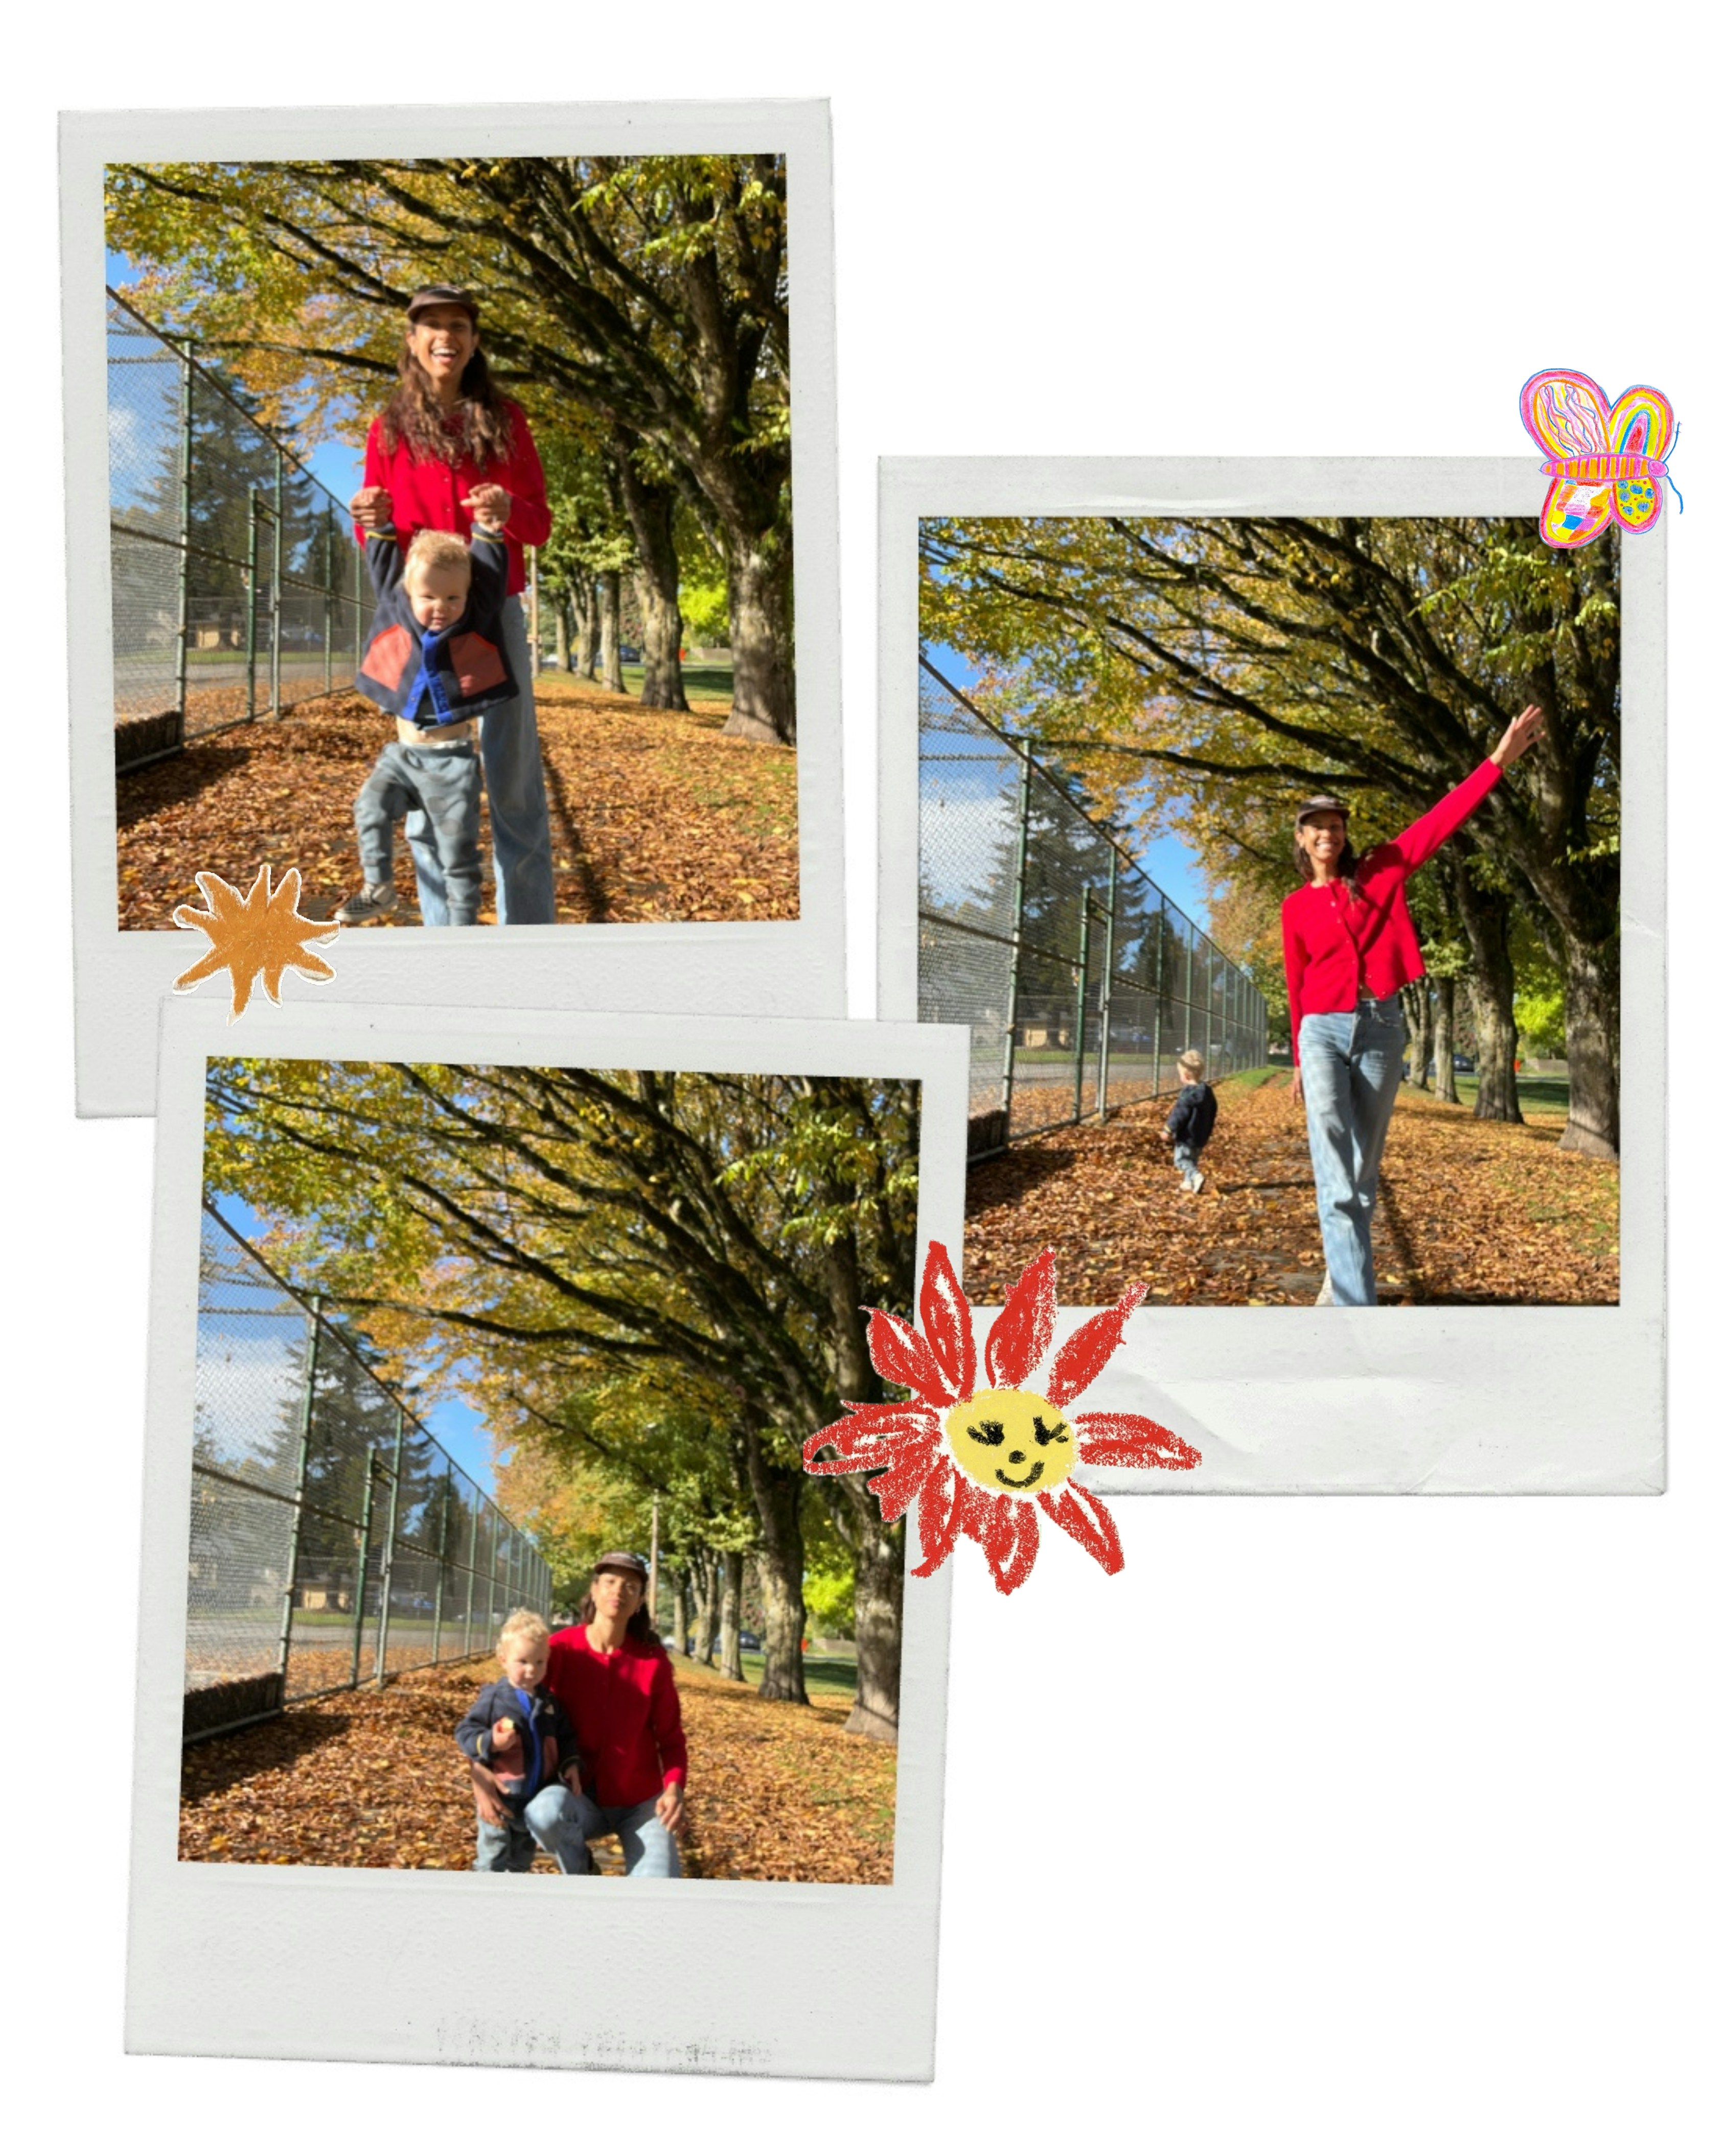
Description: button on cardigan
1281,760,1503,1064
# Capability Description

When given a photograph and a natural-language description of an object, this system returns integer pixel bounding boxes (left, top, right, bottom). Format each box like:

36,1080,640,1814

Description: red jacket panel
357,399,551,596
1281,760,1503,1063
545,1627,688,1809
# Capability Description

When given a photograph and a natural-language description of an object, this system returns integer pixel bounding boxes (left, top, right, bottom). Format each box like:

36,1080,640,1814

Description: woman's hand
561,1764,583,1795
1490,705,1546,768
1290,1067,1304,1107
469,1760,507,1827
350,484,394,532
656,1782,686,1837
462,484,512,529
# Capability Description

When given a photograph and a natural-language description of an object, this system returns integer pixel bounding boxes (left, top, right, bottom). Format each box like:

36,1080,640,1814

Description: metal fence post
464,1503,480,1659
373,1405,406,1683
1072,893,1092,1125
270,445,284,721
245,493,260,722
999,748,1033,1129
349,1442,380,1689
274,1293,323,1696
1097,853,1118,1121
173,354,193,734
323,507,335,696
430,1469,451,1664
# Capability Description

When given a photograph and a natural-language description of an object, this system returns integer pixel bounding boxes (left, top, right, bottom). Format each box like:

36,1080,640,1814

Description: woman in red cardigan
349,286,556,925
1282,705,1545,1306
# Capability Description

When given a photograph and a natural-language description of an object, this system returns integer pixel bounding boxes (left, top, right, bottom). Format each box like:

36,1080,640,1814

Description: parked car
738,1629,762,1651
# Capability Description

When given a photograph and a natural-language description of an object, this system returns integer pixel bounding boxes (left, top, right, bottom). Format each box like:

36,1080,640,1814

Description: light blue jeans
473,1781,590,1874
406,598,557,924
1172,1141,1204,1183
568,1792,683,1878
1298,994,1406,1307
355,740,482,924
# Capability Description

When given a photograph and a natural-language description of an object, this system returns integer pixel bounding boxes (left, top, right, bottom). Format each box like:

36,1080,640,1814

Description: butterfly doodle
1520,368,1677,549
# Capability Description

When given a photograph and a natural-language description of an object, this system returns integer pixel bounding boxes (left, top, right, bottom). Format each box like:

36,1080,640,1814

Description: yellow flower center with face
943,1387,1076,1495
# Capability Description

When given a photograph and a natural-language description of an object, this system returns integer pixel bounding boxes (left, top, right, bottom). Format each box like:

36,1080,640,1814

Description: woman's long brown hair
380,339,517,470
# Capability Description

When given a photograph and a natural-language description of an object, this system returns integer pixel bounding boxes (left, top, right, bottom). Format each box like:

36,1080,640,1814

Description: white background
8,6,1719,2150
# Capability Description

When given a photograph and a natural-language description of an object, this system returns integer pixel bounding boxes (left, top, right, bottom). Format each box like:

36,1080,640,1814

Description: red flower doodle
804,1244,1200,1595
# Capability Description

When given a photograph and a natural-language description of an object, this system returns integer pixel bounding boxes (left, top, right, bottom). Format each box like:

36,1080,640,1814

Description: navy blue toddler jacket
455,1677,582,1808
356,527,516,725
1165,1082,1218,1151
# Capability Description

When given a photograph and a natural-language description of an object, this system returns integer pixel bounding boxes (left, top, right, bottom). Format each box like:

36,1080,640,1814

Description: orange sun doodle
172,867,339,1020
805,1243,1200,1595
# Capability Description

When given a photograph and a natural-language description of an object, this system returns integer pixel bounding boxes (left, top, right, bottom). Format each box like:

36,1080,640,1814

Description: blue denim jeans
1172,1141,1204,1182
567,1792,683,1877
1298,994,1406,1307
405,597,557,925
354,739,482,926
473,1781,590,1874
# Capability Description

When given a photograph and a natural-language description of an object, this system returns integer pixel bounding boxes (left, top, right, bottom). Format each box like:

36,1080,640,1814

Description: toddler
455,1610,588,1874
1163,1049,1218,1194
336,502,515,928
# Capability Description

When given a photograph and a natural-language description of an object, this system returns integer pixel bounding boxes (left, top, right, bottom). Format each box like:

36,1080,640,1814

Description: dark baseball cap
1295,794,1349,825
591,1549,650,1580
406,285,479,324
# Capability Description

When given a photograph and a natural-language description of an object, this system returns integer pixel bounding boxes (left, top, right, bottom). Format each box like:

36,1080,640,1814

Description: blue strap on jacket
512,1684,543,1796
404,625,458,726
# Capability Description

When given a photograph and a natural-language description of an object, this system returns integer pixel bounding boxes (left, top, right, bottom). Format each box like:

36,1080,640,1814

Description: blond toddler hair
496,1609,550,1653
404,529,475,584
1177,1050,1206,1080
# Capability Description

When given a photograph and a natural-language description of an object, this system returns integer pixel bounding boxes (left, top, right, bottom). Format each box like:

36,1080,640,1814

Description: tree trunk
1454,874,1523,1124
836,1486,903,1743
669,1570,688,1656
614,451,689,713
742,1433,808,1703
574,576,600,682
690,1550,717,1665
722,531,795,746
1431,977,1459,1104
1558,929,1620,1157
718,1548,745,1684
1400,983,1432,1092
598,570,625,694
551,589,571,672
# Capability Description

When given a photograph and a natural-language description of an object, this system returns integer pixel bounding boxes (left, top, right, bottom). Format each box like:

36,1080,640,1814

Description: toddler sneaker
1189,1169,1206,1193
335,882,397,926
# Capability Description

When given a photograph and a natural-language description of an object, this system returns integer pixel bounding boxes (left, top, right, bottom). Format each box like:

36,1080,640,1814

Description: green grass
738,1650,857,1700
621,660,734,702
1441,1074,1572,1114
1216,1066,1281,1093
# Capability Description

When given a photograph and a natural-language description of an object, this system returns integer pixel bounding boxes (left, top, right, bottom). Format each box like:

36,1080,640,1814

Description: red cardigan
1281,760,1502,1063
357,399,551,596
545,1627,688,1809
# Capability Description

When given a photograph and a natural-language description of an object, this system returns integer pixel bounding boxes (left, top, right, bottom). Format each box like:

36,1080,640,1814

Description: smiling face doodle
943,1386,1076,1495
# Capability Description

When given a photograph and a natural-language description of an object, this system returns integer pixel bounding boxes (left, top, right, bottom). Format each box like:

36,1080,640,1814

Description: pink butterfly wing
1606,384,1674,462
1521,369,1612,461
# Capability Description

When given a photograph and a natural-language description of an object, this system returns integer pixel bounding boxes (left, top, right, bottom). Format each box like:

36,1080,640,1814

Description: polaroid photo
880,458,1663,1494
130,1001,965,2079
63,101,845,1117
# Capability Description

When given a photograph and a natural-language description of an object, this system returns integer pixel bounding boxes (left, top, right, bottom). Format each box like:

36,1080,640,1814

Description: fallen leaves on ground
963,1073,1619,1307
180,1651,895,1883
118,676,799,930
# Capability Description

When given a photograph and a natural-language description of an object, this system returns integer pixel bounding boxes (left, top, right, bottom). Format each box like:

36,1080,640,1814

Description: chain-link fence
188,1204,553,1743
919,658,1268,1153
108,289,367,771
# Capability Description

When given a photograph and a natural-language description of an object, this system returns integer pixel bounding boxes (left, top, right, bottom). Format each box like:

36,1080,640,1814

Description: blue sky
921,640,1210,931
110,247,367,512
207,1192,497,1495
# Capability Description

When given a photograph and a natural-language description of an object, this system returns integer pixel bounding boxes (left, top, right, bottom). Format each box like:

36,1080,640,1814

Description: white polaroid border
131,1002,966,2079
64,103,847,1118
880,459,1663,1495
